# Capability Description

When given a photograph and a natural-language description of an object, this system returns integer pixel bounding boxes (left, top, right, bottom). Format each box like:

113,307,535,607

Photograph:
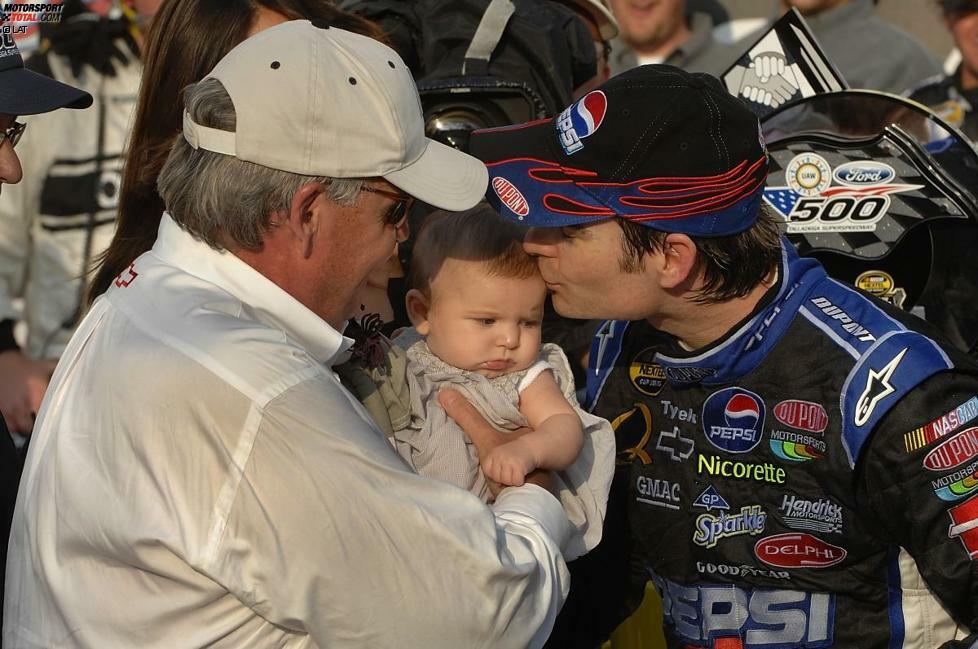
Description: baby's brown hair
409,203,538,297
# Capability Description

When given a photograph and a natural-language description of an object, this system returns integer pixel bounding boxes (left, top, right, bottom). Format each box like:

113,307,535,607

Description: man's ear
657,233,698,290
288,182,326,258
405,288,431,336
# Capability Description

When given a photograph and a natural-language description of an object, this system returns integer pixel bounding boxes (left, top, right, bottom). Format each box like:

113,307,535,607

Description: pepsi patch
556,90,606,155
703,387,766,453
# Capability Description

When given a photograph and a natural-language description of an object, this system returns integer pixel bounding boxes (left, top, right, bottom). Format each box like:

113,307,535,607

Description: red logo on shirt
114,263,138,288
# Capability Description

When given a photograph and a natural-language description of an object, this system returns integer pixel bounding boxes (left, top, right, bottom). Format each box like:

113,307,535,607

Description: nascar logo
556,90,606,155
904,396,978,453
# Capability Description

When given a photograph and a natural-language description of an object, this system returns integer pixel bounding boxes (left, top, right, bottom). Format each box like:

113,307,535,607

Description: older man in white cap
4,21,576,648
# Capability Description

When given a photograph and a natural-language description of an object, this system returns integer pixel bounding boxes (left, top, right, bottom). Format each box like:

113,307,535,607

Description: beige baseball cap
560,0,618,41
182,20,488,211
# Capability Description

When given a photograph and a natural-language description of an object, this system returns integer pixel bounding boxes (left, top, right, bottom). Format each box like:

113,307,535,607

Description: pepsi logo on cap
556,90,607,155
702,387,765,453
491,177,529,217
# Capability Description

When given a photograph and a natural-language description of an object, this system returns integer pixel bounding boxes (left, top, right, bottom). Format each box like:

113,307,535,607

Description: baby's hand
482,439,538,487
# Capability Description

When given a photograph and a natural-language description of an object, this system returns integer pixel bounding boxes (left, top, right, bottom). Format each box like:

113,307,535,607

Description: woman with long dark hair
86,0,382,306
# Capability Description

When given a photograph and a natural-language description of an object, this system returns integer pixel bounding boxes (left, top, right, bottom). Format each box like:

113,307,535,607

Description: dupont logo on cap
556,90,606,155
492,177,529,217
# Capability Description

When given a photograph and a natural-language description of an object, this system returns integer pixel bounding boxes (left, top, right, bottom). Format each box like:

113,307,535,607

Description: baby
393,205,614,556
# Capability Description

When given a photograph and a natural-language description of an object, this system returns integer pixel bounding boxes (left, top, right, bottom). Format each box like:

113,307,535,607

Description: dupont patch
855,270,906,309
629,347,666,396
774,400,828,433
923,427,978,472
491,177,529,217
904,396,978,453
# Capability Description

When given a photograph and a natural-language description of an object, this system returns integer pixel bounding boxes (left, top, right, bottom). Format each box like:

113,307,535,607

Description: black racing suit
555,240,978,649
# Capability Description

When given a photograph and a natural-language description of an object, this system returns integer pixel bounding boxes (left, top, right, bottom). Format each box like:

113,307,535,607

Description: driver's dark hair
616,202,783,303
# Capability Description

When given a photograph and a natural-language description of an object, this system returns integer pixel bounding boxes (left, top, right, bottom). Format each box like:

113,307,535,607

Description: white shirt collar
151,212,353,366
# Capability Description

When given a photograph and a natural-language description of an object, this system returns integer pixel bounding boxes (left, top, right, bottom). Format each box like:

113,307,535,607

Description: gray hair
157,78,363,251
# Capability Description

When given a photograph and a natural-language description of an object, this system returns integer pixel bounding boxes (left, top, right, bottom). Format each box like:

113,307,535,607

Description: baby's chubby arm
481,370,584,486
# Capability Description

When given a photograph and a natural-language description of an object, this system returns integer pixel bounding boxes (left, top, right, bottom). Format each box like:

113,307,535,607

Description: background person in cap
0,20,92,646
605,0,737,77
910,0,978,142
466,64,978,648
0,0,157,441
0,0,95,576
4,21,577,648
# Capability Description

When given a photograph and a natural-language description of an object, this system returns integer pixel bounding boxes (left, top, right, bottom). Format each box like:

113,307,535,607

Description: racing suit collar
654,238,824,385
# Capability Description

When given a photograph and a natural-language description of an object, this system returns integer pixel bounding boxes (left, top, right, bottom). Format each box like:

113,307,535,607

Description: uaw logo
702,387,765,453
764,156,922,234
491,177,529,217
556,90,606,155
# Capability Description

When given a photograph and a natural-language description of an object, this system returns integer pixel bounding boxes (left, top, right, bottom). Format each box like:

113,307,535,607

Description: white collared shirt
4,214,572,648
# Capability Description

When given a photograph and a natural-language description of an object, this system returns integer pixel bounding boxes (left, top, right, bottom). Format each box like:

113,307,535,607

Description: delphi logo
556,90,606,155
702,387,765,453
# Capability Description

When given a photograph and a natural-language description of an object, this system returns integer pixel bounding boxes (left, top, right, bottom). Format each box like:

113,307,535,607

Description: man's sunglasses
0,121,26,149
360,185,414,229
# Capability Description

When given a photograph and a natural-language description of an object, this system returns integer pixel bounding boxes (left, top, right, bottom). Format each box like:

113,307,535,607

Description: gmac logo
556,90,606,155
702,387,766,453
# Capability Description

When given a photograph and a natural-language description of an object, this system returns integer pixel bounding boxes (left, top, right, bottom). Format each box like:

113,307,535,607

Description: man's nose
0,139,23,188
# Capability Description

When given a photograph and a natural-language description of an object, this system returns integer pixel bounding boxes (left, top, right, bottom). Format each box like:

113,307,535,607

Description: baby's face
423,258,546,378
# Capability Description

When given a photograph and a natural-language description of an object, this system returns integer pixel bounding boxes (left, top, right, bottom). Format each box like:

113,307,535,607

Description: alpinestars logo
854,348,907,427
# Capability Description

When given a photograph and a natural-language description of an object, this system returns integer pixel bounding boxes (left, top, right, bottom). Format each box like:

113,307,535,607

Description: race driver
461,64,978,648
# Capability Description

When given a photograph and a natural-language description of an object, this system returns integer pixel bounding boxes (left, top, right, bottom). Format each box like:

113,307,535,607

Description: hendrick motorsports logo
764,155,922,233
